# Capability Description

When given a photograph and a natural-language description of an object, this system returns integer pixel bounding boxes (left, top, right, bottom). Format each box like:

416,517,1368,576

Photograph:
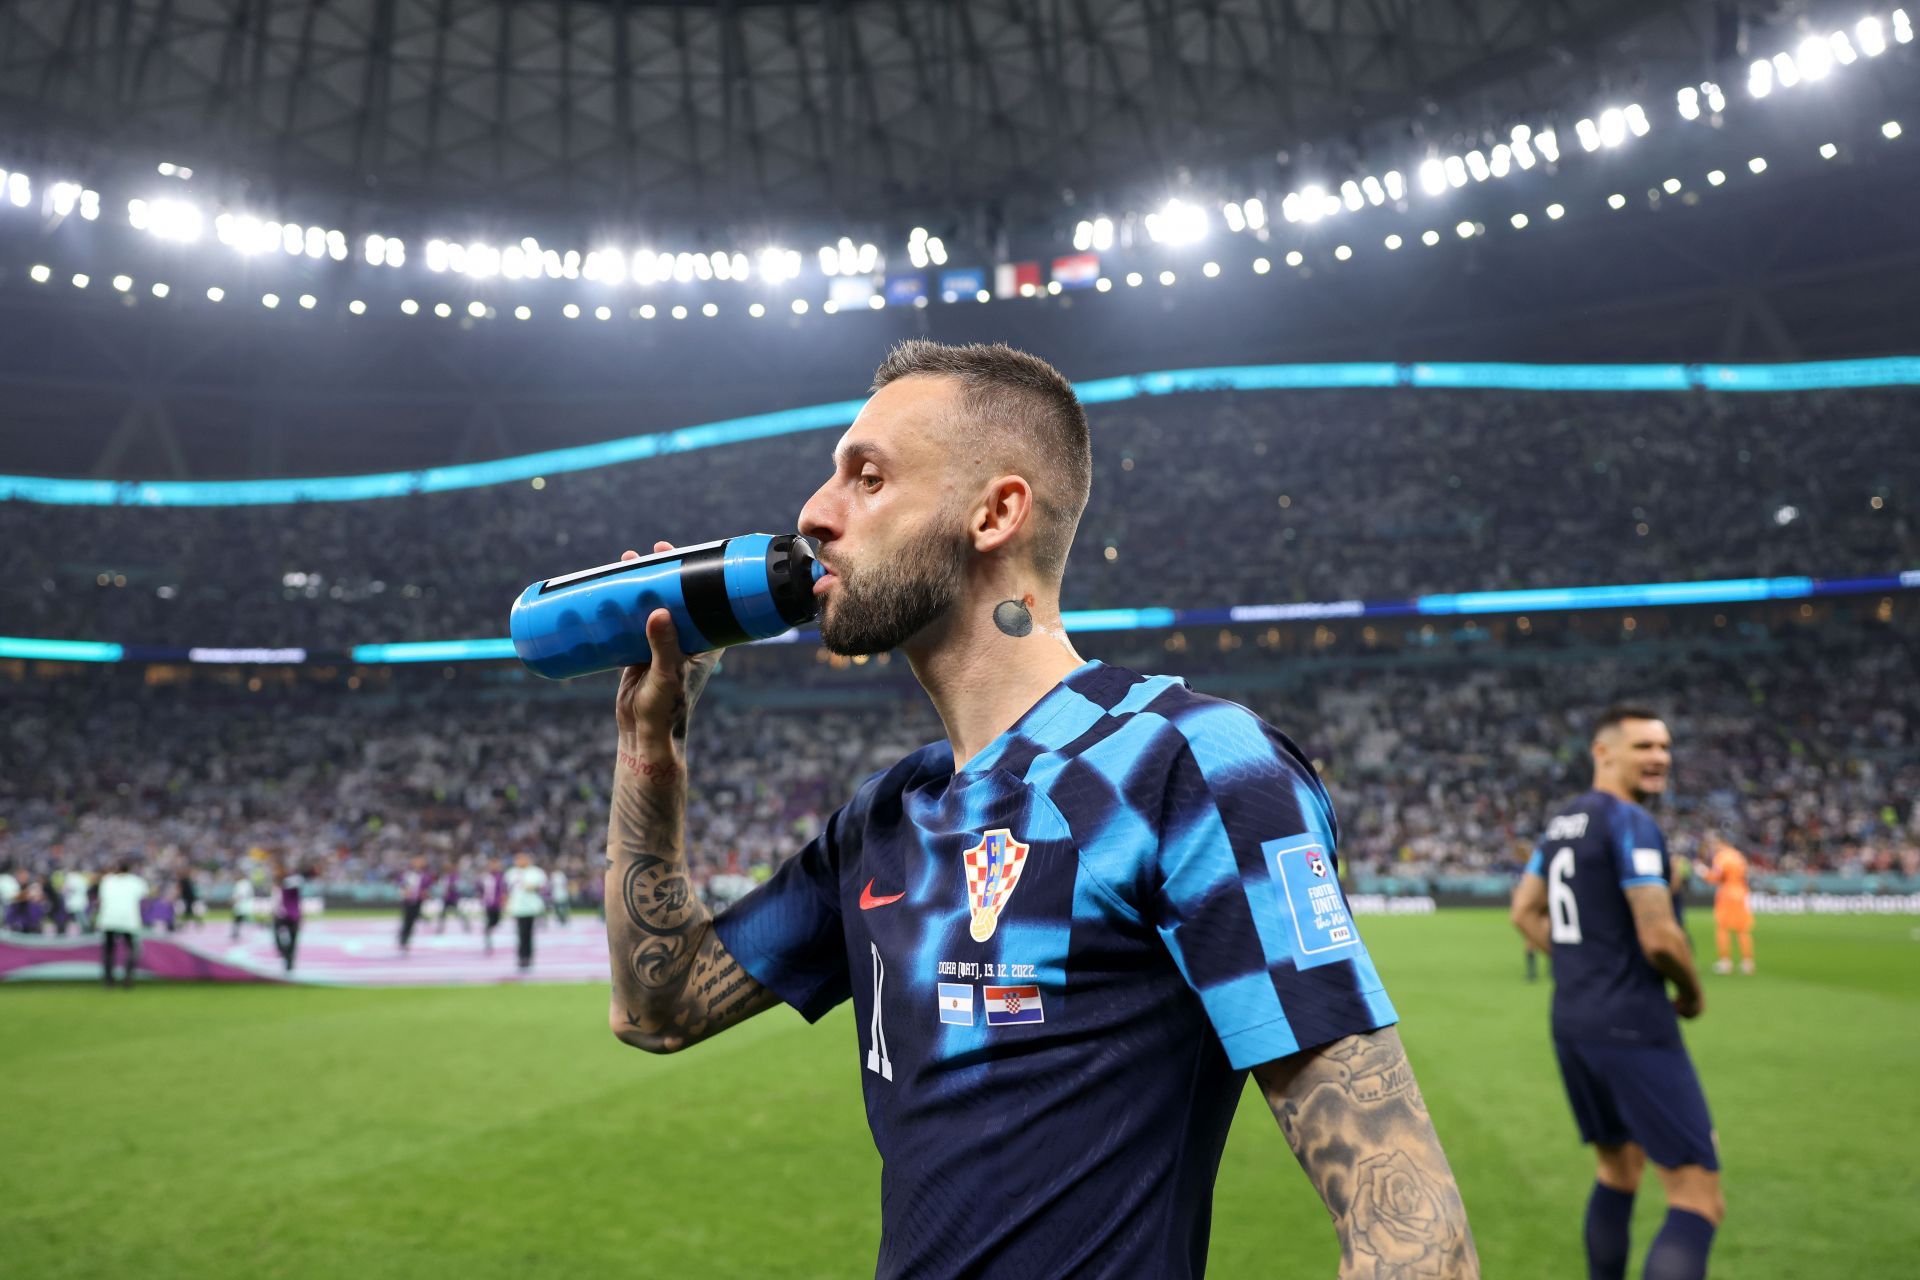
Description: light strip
4,357,1917,508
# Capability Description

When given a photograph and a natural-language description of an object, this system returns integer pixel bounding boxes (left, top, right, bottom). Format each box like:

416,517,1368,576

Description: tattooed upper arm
1251,1026,1480,1279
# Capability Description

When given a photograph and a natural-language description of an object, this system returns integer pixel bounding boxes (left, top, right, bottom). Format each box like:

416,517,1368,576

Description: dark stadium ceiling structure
0,0,1796,230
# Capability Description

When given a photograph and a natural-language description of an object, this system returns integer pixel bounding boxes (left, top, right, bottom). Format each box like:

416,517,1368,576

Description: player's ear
970,474,1034,556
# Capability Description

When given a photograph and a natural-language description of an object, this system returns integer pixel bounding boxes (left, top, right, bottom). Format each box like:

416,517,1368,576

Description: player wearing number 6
1510,706,1720,1280
601,341,1477,1278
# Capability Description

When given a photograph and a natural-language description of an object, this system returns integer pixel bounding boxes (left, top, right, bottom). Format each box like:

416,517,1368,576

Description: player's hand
613,543,721,753
1672,988,1705,1020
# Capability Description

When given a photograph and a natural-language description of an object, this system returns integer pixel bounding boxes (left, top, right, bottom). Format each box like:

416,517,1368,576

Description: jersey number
865,941,893,1081
1547,847,1582,944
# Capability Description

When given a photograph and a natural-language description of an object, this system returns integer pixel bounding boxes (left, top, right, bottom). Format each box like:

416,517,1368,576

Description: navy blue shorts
1553,1036,1719,1171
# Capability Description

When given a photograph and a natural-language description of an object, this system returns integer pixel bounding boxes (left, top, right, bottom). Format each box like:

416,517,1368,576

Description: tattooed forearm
1253,1027,1480,1279
604,732,773,1053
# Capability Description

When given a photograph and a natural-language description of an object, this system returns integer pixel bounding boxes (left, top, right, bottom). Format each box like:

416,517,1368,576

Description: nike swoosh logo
859,879,906,911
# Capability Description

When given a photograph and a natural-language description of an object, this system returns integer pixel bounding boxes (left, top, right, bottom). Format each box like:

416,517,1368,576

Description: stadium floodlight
1820,142,1839,159
299,294,317,310
208,287,226,302
1678,86,1701,120
1383,170,1405,201
758,247,801,284
502,246,528,280
709,250,731,281
701,301,719,317
1749,156,1768,173
1575,118,1601,151
29,264,50,283
261,292,279,308
1146,196,1209,242
303,225,326,259
1360,176,1386,206
365,234,387,266
817,246,837,275
1490,144,1512,178
1797,35,1834,80
1158,269,1176,286
1285,250,1305,266
1334,244,1353,260
1251,258,1270,274
1748,58,1773,97
868,292,887,309
1535,129,1560,163
1897,7,1914,42
349,299,366,315
148,198,204,242
426,240,449,272
595,305,612,321
1546,203,1565,220
1887,121,1905,139
1280,192,1302,223
5,172,28,207
1859,16,1888,54
1708,168,1728,185
694,251,717,282
1774,504,1799,526
1420,230,1439,246
822,300,839,314
1663,178,1683,194
1465,151,1490,182
326,229,348,262
71,273,90,288
1443,155,1468,188
857,242,880,274
151,283,169,298
562,303,580,319
1095,276,1113,291
1419,159,1447,196
1202,260,1221,277
1340,180,1364,210
792,298,810,314
469,301,488,318
1510,213,1528,229
1125,271,1144,287
1625,103,1651,137
928,236,949,265
975,289,990,303
1772,51,1801,88
1704,82,1726,112
112,274,132,292
1297,186,1329,223
1598,109,1626,148
748,302,766,317
1455,220,1475,238
1608,192,1627,209
1221,204,1246,234
50,181,79,215
399,298,417,314
127,198,150,229
432,302,452,318
1830,31,1858,64
639,304,656,319
561,250,580,280
1384,234,1402,250
1237,203,1262,233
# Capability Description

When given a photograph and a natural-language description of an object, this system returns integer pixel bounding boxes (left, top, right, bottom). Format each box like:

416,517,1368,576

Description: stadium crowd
3,388,1912,649
3,615,1913,916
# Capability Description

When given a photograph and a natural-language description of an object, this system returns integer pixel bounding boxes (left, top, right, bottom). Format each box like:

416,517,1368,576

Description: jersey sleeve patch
1262,834,1359,963
1631,848,1664,879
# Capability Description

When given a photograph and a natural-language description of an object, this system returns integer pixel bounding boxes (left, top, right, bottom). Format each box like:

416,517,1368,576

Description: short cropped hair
1593,704,1664,738
871,340,1092,579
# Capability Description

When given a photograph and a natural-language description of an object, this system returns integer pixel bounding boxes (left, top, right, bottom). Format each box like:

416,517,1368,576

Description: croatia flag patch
983,984,1044,1026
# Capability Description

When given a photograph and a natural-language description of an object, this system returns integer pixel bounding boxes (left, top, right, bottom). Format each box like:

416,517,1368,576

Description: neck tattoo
993,598,1035,638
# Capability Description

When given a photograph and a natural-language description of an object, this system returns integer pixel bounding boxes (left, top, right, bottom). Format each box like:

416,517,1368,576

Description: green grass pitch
3,911,1915,1278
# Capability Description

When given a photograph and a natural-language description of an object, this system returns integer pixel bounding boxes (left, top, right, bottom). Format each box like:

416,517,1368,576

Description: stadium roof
2,0,1734,225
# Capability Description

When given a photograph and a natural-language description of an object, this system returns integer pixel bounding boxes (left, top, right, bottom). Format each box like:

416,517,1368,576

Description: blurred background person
95,859,148,989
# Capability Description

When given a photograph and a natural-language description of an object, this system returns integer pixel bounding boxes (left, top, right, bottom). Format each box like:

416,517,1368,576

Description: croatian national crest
962,828,1030,942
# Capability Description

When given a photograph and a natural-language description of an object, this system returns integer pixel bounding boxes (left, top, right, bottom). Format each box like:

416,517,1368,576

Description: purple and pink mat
0,915,612,986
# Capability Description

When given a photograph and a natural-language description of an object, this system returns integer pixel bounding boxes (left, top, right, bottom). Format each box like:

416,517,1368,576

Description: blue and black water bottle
510,533,823,680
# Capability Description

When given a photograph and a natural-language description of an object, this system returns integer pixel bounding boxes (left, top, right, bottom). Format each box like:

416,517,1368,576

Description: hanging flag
1051,253,1101,289
993,261,1042,298
938,268,985,302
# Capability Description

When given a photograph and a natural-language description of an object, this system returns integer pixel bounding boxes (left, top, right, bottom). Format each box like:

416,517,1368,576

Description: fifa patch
937,982,975,1026
1263,834,1359,963
1632,848,1664,878
962,828,1029,942
984,984,1044,1026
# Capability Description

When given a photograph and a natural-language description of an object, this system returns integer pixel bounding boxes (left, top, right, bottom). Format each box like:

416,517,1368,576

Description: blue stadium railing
3,568,1914,665
3,356,1917,508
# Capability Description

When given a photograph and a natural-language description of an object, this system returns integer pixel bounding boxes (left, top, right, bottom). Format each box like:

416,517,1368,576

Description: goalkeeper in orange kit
1701,834,1755,975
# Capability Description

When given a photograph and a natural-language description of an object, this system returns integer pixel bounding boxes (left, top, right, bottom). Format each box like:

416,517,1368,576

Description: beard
818,513,971,656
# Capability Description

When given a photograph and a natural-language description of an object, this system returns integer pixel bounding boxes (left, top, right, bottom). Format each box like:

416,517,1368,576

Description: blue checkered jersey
712,660,1396,1279
1523,791,1679,1048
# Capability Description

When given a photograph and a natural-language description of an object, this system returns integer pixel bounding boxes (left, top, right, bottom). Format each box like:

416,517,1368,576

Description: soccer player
600,342,1478,1279
1701,833,1754,975
480,858,506,956
397,855,431,955
1510,707,1720,1280
436,858,469,933
549,863,571,929
504,852,549,971
96,859,148,989
230,867,255,940
271,860,306,972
